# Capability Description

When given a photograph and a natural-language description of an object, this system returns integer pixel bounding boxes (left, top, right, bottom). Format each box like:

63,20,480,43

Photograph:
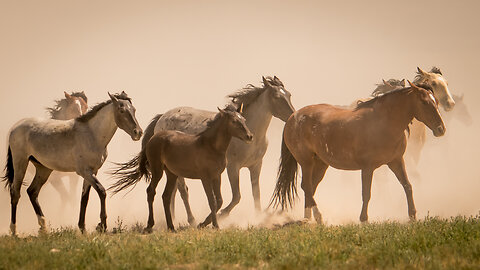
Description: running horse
2,92,142,235
110,106,253,232
270,81,445,223
110,76,294,225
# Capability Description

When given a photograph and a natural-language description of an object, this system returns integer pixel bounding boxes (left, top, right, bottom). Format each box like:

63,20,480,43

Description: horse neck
374,92,415,136
200,117,232,154
85,103,118,148
242,91,272,139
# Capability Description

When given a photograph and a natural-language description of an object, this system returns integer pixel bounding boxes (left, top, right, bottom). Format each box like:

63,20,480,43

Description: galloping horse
271,81,445,223
111,106,253,232
45,91,88,206
110,76,294,225
2,92,142,235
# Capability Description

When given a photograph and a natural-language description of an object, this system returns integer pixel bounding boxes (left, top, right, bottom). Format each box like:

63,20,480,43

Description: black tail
108,114,162,195
2,147,14,191
269,134,298,210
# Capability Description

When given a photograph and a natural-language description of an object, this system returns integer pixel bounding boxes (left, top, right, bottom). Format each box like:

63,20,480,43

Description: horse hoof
38,227,48,235
143,227,153,234
96,223,106,233
197,222,207,229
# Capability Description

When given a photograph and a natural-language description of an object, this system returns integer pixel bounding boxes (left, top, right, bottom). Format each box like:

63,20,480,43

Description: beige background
0,0,479,234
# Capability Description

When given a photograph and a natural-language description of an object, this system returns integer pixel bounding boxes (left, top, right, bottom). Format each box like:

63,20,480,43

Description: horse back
154,107,216,135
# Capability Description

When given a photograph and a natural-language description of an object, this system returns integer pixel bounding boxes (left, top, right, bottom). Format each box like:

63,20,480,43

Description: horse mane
355,84,434,111
196,104,238,137
371,79,405,97
414,66,443,83
46,91,87,119
227,76,284,108
76,92,131,123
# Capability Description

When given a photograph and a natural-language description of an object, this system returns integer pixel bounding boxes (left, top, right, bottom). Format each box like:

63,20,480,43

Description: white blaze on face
429,93,436,103
279,88,286,95
75,100,83,114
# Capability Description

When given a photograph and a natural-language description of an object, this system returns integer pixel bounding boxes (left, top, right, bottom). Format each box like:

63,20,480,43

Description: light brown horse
270,81,445,223
111,106,253,232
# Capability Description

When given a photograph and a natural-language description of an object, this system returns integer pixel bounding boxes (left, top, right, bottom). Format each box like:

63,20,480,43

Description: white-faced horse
3,92,142,235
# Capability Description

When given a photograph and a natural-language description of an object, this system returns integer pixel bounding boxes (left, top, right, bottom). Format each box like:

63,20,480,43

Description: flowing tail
2,147,14,191
269,133,299,210
108,114,162,194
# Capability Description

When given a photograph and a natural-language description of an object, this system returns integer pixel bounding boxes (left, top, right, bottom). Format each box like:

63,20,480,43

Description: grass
0,216,479,269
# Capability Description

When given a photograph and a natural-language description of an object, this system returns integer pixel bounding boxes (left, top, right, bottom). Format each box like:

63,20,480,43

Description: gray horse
110,76,294,226
3,92,142,235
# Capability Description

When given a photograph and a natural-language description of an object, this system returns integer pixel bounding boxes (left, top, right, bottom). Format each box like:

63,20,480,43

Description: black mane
76,92,131,123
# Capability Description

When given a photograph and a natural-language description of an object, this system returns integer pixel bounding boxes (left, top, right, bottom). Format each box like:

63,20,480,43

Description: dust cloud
1,0,479,235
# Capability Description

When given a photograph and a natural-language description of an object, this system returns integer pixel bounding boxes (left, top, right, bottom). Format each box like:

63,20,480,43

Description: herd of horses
1,67,471,235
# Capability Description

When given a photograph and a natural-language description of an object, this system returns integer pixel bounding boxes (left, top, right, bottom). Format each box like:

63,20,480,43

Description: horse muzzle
244,133,254,143
132,128,143,141
433,125,446,137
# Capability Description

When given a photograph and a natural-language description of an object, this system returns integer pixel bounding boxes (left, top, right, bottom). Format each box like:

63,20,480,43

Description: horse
369,68,459,176
270,81,445,224
45,91,88,207
2,92,142,235
110,76,294,225
110,106,253,232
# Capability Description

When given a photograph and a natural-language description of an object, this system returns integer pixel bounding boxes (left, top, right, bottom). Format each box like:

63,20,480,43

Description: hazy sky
1,0,479,234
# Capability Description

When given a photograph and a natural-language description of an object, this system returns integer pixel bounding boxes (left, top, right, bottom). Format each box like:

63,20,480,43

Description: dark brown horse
271,81,445,223
111,106,253,232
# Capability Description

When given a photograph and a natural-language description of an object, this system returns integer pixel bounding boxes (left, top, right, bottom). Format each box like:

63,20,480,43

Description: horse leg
9,156,28,236
359,168,374,223
79,170,107,232
177,177,196,226
202,176,223,228
27,162,52,233
388,158,416,221
169,182,177,223
310,160,328,224
249,161,262,213
68,174,80,207
163,170,178,232
49,173,69,209
300,162,315,221
144,170,162,233
198,178,217,228
219,165,240,218
78,181,91,233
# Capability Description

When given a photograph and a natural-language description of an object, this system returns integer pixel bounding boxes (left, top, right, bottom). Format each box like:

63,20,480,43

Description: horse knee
10,190,21,205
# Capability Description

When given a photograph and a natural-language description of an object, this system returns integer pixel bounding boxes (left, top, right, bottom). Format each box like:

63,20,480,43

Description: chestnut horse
270,81,445,223
111,106,253,232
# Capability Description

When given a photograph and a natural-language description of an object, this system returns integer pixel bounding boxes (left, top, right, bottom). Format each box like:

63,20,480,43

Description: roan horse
110,76,294,225
45,91,88,207
2,92,142,235
110,106,253,232
270,81,445,223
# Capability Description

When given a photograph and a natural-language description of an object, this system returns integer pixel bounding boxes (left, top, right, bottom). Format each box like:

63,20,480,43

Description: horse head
218,106,253,143
408,80,446,137
63,91,88,119
263,76,295,122
109,91,143,141
416,67,455,111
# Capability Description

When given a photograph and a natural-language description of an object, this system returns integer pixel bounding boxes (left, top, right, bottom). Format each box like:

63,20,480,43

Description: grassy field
0,216,479,270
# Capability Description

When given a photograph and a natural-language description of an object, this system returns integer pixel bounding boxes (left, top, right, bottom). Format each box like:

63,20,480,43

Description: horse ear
217,107,226,114
108,92,118,103
400,79,406,87
262,76,272,87
237,103,244,113
407,80,418,89
121,91,127,97
382,79,392,87
417,67,427,76
64,91,72,100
